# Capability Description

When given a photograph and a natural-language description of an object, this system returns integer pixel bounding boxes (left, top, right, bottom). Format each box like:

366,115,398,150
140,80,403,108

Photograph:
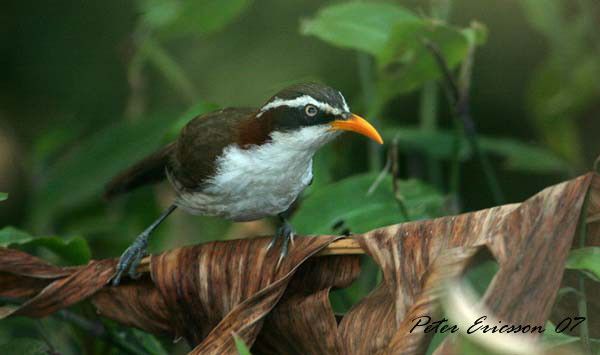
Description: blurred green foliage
566,247,600,282
1,0,599,354
384,126,571,173
233,334,252,355
0,338,49,355
302,2,485,108
294,173,445,234
301,2,419,56
139,0,251,37
0,226,91,265
521,0,600,167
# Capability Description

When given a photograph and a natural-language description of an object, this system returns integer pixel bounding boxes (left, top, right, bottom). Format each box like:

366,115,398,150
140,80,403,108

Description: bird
105,82,383,285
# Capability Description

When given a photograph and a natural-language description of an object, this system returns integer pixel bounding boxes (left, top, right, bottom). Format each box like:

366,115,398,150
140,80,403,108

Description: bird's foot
267,221,296,269
112,233,149,286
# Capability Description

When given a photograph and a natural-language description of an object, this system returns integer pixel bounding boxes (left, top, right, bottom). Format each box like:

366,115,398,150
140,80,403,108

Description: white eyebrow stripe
257,95,343,117
339,91,350,112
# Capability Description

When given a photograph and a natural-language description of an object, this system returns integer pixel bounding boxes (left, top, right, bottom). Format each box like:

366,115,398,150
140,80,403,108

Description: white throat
267,125,341,152
175,125,340,221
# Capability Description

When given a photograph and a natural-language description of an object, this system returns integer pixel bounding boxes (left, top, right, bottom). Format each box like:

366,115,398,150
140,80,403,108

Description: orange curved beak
329,113,384,144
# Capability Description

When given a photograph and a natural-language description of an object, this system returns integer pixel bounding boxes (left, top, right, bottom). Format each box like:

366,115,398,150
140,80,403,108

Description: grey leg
267,213,296,268
112,204,177,286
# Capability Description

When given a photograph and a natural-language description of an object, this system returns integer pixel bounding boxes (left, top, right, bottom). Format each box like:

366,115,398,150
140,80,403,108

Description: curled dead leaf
0,173,597,354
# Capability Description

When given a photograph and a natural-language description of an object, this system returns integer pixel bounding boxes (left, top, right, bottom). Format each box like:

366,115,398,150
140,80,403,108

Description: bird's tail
104,142,176,200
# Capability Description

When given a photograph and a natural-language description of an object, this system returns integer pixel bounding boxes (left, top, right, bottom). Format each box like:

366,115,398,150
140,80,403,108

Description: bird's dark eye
305,104,318,117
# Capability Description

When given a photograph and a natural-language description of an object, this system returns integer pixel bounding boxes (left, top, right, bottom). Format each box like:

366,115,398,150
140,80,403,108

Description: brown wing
104,142,176,199
167,107,265,190
104,107,268,197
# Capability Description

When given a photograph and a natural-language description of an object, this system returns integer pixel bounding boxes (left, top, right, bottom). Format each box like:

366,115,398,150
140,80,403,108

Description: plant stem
143,36,199,104
419,82,443,188
424,40,505,205
366,151,391,196
357,52,382,172
366,136,409,220
427,0,455,203
124,50,147,121
448,119,463,214
390,137,410,221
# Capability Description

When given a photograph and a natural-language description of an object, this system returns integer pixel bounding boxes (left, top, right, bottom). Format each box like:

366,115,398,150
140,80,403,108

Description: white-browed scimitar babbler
105,83,383,285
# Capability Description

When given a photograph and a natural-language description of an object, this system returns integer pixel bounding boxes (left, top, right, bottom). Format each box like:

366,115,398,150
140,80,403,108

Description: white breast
173,125,340,221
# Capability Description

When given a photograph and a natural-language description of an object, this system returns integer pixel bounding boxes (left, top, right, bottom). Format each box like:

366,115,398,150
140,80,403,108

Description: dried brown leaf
337,173,594,354
252,255,360,354
0,174,596,355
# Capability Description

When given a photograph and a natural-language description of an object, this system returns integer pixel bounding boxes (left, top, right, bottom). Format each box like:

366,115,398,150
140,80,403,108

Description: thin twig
423,38,460,102
367,150,392,196
365,135,410,220
423,39,505,204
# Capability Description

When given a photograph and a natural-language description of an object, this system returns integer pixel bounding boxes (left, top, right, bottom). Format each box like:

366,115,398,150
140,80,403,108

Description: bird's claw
112,234,148,286
267,222,296,269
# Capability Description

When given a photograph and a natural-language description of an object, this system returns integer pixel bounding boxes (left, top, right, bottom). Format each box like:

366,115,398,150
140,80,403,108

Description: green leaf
383,127,470,160
302,4,486,98
0,226,38,246
0,227,91,265
29,236,91,266
542,321,581,348
139,0,251,36
292,173,444,235
462,21,488,46
464,260,498,296
132,329,168,355
301,2,418,56
138,0,181,29
519,0,565,38
526,56,598,165
233,334,252,355
0,338,49,355
456,335,505,355
308,144,336,190
384,126,571,174
377,20,470,96
0,192,7,202
478,136,572,173
566,247,600,282
164,101,220,142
